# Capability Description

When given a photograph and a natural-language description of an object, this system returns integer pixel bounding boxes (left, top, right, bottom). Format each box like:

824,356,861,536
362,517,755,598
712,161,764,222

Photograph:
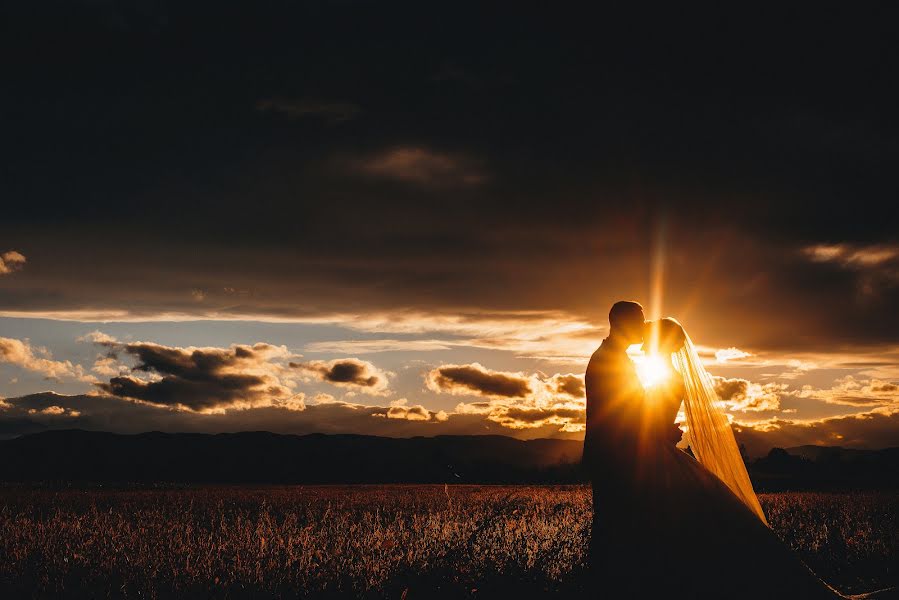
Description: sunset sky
2,3,897,456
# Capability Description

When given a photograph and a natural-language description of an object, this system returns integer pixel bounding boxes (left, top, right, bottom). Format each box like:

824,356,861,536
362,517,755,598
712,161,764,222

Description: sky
1,2,898,456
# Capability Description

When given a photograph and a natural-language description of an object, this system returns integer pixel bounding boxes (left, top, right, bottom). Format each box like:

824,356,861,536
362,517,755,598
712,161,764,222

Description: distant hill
0,430,896,489
749,446,899,491
0,429,585,484
784,445,881,462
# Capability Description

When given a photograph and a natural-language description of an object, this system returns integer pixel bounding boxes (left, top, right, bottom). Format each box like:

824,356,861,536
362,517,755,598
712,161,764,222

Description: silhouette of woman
583,303,895,599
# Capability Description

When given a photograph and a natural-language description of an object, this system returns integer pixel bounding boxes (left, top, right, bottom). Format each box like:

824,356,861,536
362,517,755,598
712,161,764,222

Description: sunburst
635,354,671,388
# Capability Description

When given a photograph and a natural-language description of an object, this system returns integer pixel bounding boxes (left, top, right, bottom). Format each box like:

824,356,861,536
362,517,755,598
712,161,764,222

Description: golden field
0,486,895,598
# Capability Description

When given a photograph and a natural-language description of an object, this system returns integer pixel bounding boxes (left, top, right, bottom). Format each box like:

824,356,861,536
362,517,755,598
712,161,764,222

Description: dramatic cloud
712,376,784,412
734,406,899,457
256,97,360,122
349,147,485,186
2,4,898,452
452,398,586,433
427,363,586,432
794,376,899,407
426,363,532,398
0,250,25,275
0,337,91,382
91,337,302,413
289,358,389,394
427,363,585,400
3,4,899,362
548,374,586,398
481,405,585,431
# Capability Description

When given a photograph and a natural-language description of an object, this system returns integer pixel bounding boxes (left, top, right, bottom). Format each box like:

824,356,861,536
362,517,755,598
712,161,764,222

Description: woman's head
647,317,686,353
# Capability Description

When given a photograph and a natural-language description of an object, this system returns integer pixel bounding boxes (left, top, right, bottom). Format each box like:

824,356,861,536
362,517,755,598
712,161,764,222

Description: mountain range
0,430,896,490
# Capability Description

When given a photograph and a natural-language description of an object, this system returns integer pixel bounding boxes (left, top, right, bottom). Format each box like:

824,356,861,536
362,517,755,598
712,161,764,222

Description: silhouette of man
583,300,646,474
582,300,647,594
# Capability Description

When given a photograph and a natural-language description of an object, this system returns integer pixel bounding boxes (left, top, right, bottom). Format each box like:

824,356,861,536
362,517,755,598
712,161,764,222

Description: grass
0,486,895,598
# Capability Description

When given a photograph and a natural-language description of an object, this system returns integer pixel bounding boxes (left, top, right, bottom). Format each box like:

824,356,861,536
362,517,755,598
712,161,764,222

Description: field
0,486,896,598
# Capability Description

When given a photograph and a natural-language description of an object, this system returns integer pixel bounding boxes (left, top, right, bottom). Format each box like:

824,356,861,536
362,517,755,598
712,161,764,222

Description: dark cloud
549,374,585,398
93,340,299,412
714,377,749,401
1,3,898,356
289,359,388,393
426,363,532,398
872,383,898,392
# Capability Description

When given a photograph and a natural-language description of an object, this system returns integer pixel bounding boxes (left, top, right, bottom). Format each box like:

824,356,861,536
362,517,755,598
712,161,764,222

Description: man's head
609,300,646,345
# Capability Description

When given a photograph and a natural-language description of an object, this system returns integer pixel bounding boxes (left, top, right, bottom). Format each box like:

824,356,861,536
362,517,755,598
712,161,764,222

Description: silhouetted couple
583,301,891,599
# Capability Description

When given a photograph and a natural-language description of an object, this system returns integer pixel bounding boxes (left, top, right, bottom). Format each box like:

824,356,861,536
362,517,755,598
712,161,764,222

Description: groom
582,300,648,592
583,300,646,470
583,300,685,595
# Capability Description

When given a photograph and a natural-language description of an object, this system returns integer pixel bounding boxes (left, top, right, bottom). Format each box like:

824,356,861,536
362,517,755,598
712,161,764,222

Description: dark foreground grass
0,486,895,598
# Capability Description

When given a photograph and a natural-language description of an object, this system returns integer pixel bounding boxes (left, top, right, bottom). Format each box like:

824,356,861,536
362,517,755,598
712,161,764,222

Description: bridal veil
672,331,768,525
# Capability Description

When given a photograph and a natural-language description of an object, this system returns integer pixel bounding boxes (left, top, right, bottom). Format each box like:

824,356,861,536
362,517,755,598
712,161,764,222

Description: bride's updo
655,317,686,353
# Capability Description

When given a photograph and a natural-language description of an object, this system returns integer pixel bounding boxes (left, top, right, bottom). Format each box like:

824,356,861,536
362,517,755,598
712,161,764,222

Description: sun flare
636,354,671,388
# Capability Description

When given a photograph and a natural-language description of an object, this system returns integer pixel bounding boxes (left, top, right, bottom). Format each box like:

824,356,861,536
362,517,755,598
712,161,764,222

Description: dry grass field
0,486,895,598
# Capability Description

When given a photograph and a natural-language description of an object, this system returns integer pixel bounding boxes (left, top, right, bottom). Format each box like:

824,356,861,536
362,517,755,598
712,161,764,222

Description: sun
636,354,671,388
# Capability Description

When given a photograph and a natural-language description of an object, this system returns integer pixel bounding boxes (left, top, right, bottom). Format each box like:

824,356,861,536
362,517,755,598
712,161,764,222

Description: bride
583,301,894,599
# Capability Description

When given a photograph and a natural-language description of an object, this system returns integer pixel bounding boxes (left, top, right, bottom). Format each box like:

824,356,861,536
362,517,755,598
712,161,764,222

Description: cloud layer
3,389,896,457
2,4,898,359
735,406,899,457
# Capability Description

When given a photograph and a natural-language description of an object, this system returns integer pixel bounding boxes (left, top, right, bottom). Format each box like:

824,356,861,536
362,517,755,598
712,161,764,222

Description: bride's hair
656,317,686,352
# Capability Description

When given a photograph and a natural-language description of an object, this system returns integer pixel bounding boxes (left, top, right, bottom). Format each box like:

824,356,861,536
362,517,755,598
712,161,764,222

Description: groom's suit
583,335,645,473
583,336,659,596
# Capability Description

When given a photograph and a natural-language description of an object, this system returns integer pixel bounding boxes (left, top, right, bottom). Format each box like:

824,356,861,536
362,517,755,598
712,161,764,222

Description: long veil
672,333,768,525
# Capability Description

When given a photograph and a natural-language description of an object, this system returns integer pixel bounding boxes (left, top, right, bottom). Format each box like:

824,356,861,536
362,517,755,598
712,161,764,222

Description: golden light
635,353,671,388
